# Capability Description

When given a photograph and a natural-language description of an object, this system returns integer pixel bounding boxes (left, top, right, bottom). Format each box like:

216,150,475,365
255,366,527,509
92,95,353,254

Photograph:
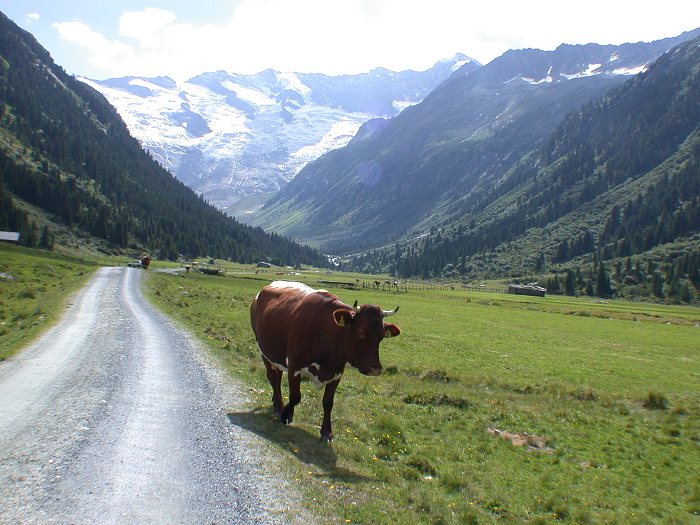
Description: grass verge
0,244,97,360
143,269,700,525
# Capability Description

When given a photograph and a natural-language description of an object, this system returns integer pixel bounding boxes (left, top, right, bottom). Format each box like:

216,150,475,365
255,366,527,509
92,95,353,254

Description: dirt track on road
0,266,304,524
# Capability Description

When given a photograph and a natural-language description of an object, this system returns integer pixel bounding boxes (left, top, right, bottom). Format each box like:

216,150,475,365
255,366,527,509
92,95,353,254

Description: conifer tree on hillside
0,12,325,267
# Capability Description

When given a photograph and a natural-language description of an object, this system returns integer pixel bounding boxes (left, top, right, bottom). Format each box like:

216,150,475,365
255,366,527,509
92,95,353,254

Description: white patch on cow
295,363,342,390
258,344,288,373
254,291,260,301
268,281,326,295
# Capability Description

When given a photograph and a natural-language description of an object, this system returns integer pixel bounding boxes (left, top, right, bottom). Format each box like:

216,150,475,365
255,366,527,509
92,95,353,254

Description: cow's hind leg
280,373,301,425
263,359,284,417
320,378,340,442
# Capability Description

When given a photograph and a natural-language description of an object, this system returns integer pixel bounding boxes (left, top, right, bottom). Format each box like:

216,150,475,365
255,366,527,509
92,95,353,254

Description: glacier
81,57,475,213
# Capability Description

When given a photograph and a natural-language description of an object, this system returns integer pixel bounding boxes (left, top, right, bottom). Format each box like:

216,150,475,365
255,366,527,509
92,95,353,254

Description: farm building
0,232,20,243
508,284,546,297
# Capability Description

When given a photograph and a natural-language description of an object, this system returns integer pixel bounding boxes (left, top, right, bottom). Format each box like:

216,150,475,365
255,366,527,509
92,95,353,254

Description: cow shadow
227,408,373,484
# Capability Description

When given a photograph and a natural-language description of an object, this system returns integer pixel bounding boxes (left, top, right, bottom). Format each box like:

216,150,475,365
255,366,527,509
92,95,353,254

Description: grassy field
4,246,698,522
0,244,97,360
143,267,700,525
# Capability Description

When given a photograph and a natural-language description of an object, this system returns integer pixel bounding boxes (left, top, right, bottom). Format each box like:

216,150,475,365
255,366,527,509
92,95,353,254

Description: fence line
353,281,507,294
85,258,511,294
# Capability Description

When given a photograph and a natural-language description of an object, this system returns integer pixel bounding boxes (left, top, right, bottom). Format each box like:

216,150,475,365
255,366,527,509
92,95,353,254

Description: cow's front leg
320,378,341,441
280,372,301,425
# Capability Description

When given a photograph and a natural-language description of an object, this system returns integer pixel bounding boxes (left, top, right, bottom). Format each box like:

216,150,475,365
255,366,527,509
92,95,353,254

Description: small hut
508,284,546,297
0,232,20,243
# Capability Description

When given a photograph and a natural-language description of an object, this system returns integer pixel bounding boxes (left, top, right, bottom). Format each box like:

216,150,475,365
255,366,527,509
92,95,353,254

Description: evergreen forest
0,12,325,267
348,37,700,303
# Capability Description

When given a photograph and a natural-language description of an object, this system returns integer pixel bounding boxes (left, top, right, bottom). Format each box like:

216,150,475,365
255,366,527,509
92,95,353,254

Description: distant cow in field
250,281,400,441
129,256,151,269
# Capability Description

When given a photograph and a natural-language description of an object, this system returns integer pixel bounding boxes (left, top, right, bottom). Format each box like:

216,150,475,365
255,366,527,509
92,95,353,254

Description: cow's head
333,304,400,376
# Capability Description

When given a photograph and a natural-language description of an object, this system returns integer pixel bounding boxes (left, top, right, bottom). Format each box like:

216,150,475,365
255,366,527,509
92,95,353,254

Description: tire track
0,267,303,524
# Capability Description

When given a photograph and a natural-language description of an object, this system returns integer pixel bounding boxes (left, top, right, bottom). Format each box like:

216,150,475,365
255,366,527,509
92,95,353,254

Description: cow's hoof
320,434,333,442
280,413,293,425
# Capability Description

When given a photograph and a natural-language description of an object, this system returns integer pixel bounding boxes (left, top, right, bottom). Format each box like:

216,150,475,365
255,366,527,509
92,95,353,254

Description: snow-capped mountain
251,29,700,252
81,55,479,212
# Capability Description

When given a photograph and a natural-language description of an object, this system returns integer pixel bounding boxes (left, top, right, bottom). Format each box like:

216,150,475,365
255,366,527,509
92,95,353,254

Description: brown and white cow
250,281,400,441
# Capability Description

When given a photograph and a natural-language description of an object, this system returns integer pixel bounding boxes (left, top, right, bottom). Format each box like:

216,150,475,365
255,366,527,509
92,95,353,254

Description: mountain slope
82,55,479,211
362,36,700,281
252,29,700,254
0,11,325,266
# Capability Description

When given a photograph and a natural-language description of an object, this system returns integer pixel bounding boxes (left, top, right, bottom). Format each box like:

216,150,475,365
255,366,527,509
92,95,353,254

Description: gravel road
0,266,304,524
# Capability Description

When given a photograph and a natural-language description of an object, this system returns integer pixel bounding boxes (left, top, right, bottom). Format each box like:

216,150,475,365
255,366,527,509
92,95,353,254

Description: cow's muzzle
362,366,382,376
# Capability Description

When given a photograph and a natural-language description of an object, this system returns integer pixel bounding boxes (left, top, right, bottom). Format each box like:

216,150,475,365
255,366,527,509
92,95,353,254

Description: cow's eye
356,329,366,339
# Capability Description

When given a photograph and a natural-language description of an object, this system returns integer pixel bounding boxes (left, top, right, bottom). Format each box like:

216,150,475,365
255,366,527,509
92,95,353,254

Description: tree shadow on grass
227,408,373,484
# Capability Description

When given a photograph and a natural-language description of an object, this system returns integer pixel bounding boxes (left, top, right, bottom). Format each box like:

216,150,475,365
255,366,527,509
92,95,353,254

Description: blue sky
2,1,699,81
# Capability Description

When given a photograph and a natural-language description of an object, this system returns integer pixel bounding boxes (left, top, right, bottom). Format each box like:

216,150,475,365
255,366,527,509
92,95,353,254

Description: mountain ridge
251,28,700,254
352,35,700,293
81,56,480,211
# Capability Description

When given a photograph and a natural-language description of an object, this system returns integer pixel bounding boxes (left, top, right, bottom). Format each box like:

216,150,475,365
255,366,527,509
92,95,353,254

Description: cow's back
251,281,330,364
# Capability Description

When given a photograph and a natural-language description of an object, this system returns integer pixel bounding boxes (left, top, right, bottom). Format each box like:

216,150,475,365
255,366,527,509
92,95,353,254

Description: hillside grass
0,243,97,360
143,268,700,525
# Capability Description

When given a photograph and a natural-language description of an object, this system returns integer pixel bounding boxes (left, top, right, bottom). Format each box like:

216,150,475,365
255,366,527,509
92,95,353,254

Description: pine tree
546,275,561,294
652,272,664,298
596,262,613,298
39,225,53,250
585,272,594,296
564,269,576,296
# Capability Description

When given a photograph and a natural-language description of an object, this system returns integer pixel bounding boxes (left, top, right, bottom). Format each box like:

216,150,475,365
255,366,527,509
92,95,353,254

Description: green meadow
0,244,96,360
1,246,698,523
143,267,700,525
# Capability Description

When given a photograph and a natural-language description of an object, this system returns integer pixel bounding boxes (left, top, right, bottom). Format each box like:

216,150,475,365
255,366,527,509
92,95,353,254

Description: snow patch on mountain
393,100,420,111
451,58,472,72
503,55,651,85
225,83,276,106
82,58,468,210
612,65,648,75
277,72,311,97
285,120,364,177
560,63,602,79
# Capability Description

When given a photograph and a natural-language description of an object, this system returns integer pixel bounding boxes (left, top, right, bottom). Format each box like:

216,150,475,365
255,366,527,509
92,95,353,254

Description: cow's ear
333,309,354,328
384,323,400,338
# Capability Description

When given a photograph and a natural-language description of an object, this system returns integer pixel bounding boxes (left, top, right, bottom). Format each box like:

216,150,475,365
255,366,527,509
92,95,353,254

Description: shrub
642,391,669,410
17,288,36,299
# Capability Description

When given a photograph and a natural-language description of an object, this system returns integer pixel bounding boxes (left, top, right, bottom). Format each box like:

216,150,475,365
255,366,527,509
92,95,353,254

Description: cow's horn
382,306,399,317
352,300,361,313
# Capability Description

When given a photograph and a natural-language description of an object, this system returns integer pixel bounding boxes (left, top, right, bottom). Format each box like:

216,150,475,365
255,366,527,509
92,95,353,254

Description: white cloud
53,20,135,74
25,12,40,23
118,8,178,48
51,0,700,80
